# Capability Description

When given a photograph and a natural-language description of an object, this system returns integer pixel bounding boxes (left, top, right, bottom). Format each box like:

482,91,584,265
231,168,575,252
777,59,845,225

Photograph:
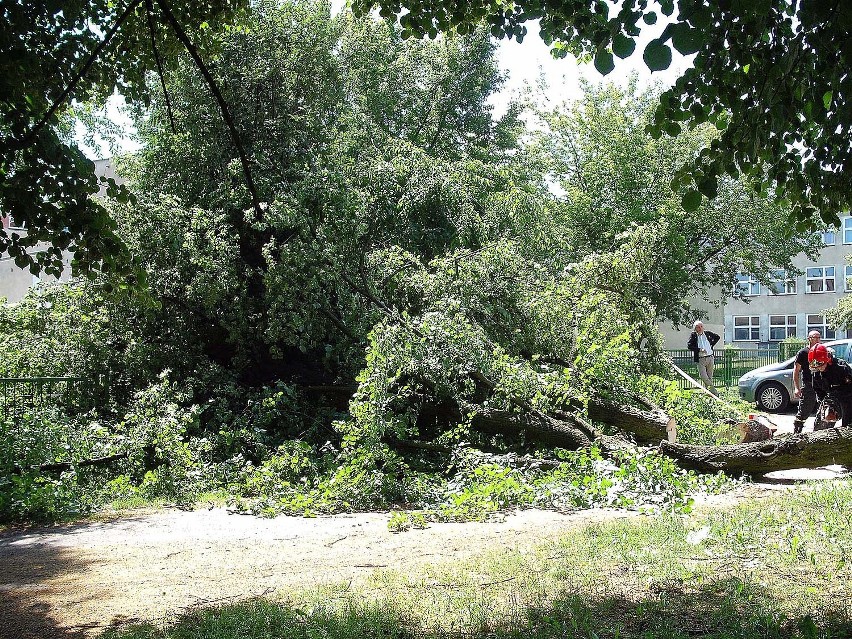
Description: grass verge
103,481,852,639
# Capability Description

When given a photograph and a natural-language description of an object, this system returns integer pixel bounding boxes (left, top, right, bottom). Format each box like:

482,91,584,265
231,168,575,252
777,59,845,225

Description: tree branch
15,0,146,149
156,0,264,222
146,0,177,135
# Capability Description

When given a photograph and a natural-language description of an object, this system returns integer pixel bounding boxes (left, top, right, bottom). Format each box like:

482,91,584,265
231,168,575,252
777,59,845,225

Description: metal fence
0,376,88,420
665,348,787,389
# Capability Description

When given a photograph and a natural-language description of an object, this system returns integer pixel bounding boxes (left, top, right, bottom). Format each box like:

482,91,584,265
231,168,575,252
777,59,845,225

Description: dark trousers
794,385,817,426
839,395,852,428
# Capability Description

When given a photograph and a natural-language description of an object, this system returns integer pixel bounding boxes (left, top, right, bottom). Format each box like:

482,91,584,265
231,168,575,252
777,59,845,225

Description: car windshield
831,343,849,360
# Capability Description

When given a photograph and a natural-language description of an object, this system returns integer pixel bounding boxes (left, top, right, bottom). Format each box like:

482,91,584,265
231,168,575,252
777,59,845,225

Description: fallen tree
447,398,849,478
660,427,852,475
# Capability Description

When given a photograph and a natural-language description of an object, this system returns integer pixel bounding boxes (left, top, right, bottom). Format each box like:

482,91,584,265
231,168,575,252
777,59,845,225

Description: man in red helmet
792,331,822,433
809,343,852,427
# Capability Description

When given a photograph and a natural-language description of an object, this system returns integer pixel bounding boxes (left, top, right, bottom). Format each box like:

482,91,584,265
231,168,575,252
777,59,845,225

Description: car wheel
756,381,789,412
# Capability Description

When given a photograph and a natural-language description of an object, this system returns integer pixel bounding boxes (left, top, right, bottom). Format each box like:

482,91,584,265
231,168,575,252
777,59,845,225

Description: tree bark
470,406,594,449
659,427,852,475
587,399,671,444
738,419,774,443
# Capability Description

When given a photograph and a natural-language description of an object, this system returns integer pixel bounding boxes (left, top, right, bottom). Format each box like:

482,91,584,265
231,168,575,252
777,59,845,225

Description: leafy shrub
636,375,744,445
0,410,106,521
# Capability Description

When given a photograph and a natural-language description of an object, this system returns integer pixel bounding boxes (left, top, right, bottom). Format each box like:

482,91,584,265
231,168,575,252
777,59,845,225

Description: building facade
724,221,851,347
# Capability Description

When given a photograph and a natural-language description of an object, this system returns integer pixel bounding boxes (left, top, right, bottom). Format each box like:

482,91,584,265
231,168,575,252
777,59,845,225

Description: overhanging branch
16,0,146,149
156,0,264,222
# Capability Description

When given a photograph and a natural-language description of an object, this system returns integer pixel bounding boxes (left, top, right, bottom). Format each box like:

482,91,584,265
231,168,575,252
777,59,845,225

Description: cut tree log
470,406,594,449
467,405,639,455
659,427,852,475
738,419,776,443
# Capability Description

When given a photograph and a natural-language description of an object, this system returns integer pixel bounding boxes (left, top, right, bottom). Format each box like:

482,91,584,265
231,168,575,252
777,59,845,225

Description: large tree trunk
659,427,852,475
468,406,638,455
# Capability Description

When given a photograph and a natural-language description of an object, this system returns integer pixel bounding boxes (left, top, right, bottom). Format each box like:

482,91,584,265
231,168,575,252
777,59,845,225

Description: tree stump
738,419,775,443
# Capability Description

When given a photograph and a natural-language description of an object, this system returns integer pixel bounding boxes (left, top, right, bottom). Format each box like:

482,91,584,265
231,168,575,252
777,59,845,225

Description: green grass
102,481,852,639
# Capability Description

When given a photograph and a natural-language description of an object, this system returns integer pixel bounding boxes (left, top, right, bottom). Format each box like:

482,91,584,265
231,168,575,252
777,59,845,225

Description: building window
807,315,836,340
823,228,837,245
736,273,760,296
769,315,797,341
769,270,796,295
844,217,852,244
845,265,852,292
806,266,835,293
734,316,760,341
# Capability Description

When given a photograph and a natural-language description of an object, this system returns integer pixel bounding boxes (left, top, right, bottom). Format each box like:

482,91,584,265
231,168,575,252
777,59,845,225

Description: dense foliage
1,0,249,277
354,0,852,224
3,0,849,283
0,1,802,523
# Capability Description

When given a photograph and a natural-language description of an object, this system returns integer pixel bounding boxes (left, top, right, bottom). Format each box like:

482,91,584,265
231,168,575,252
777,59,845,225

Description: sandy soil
0,476,845,639
0,504,644,639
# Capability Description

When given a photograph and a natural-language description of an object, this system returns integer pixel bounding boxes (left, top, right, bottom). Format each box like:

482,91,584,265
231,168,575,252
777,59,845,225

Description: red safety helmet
808,343,831,368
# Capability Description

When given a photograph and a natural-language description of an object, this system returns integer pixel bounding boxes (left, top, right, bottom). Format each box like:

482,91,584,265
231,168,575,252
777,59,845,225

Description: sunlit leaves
1,0,249,277
355,0,852,227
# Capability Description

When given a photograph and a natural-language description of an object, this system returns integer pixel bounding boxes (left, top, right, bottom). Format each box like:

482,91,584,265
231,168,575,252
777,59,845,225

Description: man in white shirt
687,320,721,395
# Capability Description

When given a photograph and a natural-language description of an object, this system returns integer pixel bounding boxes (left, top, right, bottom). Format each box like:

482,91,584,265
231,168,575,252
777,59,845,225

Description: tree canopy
352,0,852,223
2,0,845,525
526,80,820,324
0,0,247,277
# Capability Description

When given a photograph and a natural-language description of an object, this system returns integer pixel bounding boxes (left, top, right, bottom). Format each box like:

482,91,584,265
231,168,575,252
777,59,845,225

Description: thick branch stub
156,0,264,222
587,399,669,444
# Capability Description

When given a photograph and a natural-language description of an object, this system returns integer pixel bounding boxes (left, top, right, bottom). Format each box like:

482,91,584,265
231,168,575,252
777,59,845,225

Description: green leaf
671,23,704,55
682,190,702,211
698,175,718,198
688,6,713,29
743,63,750,74
594,50,615,75
664,121,682,136
612,33,635,59
643,39,672,71
660,0,675,16
823,90,833,109
643,12,658,25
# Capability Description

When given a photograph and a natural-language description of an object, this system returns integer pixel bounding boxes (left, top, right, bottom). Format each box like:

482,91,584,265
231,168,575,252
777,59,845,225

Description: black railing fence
0,376,92,419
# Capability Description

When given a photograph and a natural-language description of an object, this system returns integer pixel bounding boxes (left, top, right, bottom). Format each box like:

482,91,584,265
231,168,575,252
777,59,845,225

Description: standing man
687,320,721,395
792,331,821,433
809,343,852,427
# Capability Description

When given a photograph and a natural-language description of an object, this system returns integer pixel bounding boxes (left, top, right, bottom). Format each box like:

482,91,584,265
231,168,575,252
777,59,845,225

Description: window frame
769,269,796,295
736,273,761,297
806,266,836,293
733,315,760,341
844,217,852,244
769,314,797,341
807,314,836,340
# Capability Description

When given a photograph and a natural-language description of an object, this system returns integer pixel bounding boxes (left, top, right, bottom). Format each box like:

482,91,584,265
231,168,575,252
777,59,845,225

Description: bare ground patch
0,483,799,639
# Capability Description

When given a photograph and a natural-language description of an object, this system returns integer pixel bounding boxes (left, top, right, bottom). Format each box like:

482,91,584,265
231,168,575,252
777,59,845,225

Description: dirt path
0,505,646,639
0,480,838,639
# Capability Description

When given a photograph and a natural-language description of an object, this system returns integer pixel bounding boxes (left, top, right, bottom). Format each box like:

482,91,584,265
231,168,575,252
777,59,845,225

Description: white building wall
724,222,852,347
1,159,118,303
